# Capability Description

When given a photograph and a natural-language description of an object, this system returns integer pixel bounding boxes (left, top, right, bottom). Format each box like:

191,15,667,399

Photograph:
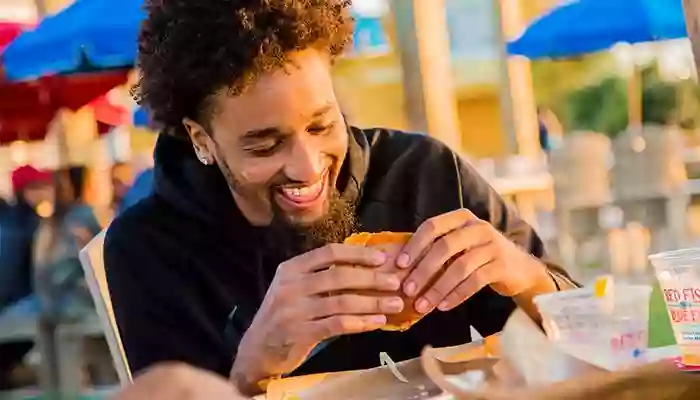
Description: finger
283,243,387,274
303,266,401,296
415,243,494,313
309,294,404,319
403,224,492,297
309,314,387,342
437,263,497,311
397,208,479,269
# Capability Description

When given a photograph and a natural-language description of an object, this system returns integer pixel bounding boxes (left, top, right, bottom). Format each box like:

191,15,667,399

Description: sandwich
343,231,431,332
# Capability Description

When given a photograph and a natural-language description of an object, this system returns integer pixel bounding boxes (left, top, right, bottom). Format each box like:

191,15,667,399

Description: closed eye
307,122,336,135
246,139,284,157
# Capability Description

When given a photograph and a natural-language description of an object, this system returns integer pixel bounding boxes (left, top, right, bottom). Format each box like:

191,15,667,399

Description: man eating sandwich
105,0,576,396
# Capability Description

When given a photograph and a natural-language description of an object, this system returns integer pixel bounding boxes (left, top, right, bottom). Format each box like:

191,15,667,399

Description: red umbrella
0,20,128,144
0,21,33,48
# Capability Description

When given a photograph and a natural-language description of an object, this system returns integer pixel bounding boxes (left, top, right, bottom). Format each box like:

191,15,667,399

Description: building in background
333,0,561,159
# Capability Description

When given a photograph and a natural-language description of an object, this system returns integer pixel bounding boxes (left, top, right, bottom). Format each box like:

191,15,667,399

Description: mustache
265,163,329,183
267,170,329,191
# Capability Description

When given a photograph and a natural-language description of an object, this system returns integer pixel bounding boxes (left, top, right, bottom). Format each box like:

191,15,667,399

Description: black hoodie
104,127,573,378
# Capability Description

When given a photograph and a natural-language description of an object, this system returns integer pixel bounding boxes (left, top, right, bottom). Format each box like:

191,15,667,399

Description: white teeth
282,179,323,198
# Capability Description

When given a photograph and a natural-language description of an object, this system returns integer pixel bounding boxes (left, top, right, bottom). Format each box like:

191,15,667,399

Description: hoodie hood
152,126,371,233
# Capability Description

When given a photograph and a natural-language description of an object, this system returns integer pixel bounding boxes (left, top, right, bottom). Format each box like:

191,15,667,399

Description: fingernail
404,281,417,296
415,298,430,314
381,297,403,313
370,315,387,325
397,253,410,268
373,252,388,265
438,301,449,311
382,297,404,313
384,275,401,290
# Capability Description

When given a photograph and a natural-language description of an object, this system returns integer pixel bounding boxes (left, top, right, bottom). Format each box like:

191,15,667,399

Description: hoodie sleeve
103,208,233,378
454,155,575,282
452,154,578,336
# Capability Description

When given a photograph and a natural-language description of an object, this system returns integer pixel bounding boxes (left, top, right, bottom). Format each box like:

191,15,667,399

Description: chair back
79,230,132,384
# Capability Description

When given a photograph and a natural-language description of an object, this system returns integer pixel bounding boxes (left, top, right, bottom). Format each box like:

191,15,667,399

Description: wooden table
489,172,553,230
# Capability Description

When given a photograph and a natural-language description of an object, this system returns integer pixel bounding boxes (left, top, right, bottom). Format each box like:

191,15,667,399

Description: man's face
185,49,349,228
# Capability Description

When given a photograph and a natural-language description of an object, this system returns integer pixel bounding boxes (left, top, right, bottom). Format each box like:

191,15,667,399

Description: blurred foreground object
111,363,244,400
263,309,698,399
424,310,699,400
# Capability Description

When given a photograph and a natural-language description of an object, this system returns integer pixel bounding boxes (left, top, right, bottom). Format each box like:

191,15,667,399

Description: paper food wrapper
265,310,700,400
423,310,700,399
264,339,494,400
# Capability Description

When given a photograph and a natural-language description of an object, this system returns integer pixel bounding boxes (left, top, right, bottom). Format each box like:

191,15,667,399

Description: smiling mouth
275,170,329,207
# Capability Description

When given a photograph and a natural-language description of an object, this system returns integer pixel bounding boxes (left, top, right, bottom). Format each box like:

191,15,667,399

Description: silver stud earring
198,153,211,165
193,146,211,165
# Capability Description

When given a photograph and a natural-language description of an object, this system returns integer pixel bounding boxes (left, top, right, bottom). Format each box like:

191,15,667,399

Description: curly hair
134,0,354,138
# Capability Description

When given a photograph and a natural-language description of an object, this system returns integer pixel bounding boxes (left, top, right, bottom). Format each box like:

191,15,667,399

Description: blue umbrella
2,0,145,81
507,0,688,59
133,106,152,128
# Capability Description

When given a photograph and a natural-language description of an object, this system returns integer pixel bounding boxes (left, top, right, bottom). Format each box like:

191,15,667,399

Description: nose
285,138,324,183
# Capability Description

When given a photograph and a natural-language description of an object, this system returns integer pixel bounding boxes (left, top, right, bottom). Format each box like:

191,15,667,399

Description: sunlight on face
188,49,349,226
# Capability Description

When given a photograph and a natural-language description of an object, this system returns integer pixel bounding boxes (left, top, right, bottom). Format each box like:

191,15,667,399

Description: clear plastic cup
649,248,700,366
534,284,652,370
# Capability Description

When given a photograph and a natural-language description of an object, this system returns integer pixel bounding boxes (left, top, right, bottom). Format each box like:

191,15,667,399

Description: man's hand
112,363,244,399
231,243,404,395
397,209,556,317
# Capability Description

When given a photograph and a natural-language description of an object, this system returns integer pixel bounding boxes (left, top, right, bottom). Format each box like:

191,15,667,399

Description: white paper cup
650,248,700,366
534,284,652,370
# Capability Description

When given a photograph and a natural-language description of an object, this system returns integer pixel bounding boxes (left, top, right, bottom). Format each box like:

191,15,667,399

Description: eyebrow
241,127,282,140
311,103,333,118
241,103,334,140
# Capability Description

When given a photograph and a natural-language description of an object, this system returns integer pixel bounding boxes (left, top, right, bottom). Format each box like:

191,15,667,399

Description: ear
183,118,214,165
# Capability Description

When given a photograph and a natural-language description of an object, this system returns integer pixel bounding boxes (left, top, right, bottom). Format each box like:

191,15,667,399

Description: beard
264,188,357,263
213,142,357,264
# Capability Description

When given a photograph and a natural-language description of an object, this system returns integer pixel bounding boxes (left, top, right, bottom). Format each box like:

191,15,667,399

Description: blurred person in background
537,106,564,156
33,166,114,388
0,166,53,389
0,197,11,216
111,162,135,215
537,107,552,156
119,166,154,213
33,167,101,312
